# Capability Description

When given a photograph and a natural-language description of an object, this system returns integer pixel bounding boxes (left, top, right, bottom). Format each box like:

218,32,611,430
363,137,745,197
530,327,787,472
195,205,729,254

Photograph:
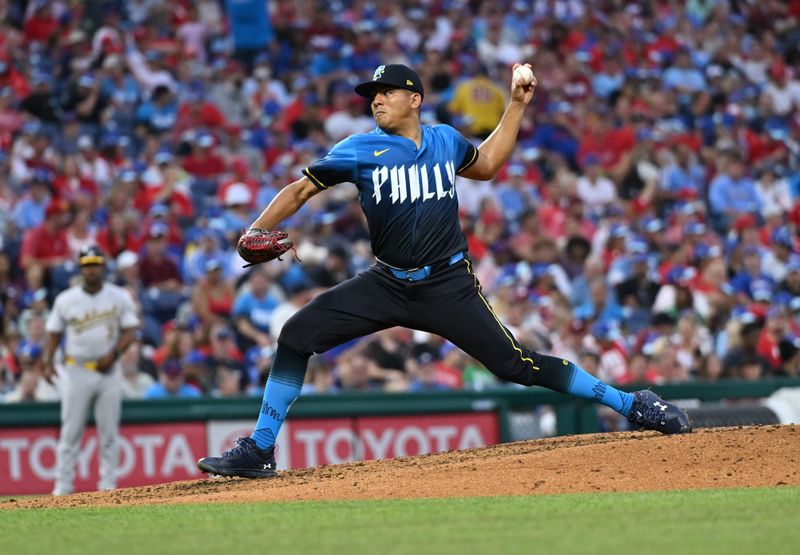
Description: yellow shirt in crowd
448,75,507,137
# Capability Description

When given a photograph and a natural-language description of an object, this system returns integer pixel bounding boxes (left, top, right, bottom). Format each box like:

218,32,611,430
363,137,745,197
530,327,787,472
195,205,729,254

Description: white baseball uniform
46,282,140,495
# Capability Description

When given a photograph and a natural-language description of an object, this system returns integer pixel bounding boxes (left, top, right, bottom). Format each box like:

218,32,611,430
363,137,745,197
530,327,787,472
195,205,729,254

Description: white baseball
513,65,535,86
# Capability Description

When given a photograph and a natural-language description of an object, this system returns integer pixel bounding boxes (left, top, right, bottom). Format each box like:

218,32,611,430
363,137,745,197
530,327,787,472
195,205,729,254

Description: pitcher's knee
488,349,577,389
503,365,540,387
486,350,542,386
276,310,326,357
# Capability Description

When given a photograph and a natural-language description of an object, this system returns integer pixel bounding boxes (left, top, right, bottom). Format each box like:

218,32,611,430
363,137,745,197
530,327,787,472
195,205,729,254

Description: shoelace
222,437,256,458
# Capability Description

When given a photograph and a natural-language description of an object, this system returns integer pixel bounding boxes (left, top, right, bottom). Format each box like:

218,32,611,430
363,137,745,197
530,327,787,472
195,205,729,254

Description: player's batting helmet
78,244,106,266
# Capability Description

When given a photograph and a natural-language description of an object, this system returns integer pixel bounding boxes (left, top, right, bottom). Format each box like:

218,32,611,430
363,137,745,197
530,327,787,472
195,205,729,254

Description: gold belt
65,356,98,371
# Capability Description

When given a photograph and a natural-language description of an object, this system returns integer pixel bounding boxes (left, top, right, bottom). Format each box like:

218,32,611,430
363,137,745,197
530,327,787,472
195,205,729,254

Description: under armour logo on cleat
654,401,668,411
374,148,390,157
263,463,273,470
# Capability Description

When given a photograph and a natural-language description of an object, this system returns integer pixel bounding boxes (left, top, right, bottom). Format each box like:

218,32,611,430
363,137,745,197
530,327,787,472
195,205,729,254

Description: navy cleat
627,390,692,435
197,437,278,478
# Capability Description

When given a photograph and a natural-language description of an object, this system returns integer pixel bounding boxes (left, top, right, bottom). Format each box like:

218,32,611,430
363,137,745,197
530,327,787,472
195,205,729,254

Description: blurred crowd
3,0,800,403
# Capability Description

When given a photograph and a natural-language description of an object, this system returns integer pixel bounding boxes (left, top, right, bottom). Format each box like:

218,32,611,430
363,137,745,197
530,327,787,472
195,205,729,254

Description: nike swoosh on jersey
373,148,390,157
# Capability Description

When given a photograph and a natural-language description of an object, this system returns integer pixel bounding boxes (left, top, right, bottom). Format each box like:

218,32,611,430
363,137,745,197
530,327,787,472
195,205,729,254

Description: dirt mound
4,425,799,509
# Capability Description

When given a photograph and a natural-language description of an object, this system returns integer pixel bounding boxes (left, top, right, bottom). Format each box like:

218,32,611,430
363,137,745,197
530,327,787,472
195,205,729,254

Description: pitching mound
4,425,798,509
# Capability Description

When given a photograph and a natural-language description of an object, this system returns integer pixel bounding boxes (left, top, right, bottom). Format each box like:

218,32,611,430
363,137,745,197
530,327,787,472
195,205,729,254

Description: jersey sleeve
302,137,358,190
442,125,479,174
119,289,142,329
45,295,66,334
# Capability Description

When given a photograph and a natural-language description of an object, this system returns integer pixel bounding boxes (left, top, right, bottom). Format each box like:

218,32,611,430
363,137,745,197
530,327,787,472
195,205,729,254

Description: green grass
3,487,799,555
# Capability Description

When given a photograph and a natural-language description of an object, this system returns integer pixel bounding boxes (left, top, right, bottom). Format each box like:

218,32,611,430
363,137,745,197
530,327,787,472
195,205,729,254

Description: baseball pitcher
198,63,691,479
44,245,140,495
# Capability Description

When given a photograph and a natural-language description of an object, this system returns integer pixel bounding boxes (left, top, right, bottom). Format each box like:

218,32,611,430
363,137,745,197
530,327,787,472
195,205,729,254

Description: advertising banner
0,423,205,495
208,412,498,470
2,413,497,494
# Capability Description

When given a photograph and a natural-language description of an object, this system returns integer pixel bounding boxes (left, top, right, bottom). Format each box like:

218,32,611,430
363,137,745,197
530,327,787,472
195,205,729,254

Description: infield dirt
4,424,798,509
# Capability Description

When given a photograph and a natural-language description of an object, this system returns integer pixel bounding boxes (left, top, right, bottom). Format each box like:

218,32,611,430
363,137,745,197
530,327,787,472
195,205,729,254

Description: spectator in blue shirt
102,58,141,105
182,228,226,284
11,172,51,231
659,143,706,204
662,50,707,94
592,56,625,99
496,162,539,223
708,151,762,231
233,268,282,351
143,359,202,399
309,39,353,78
574,276,625,325
529,102,579,168
135,85,178,134
731,245,776,301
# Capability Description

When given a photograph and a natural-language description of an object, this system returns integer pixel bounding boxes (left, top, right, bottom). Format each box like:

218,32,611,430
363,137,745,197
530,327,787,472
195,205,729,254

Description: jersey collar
373,125,426,149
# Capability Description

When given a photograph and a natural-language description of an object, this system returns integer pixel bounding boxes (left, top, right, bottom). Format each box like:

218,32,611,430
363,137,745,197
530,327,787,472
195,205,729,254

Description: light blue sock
251,345,308,449
564,361,635,416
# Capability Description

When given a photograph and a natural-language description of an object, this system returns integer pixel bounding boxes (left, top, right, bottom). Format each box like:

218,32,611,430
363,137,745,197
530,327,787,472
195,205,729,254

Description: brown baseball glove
237,228,294,267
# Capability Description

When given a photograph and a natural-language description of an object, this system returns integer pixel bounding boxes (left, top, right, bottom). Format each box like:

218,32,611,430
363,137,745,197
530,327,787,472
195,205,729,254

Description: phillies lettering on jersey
371,161,456,205
303,124,478,268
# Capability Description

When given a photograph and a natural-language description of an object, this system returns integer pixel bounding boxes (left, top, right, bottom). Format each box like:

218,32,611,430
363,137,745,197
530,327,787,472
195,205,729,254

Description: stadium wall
2,378,799,495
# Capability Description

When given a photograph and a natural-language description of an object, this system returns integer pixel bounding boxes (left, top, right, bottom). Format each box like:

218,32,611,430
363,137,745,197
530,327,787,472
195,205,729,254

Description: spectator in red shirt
174,94,227,137
19,200,70,290
562,55,592,102
182,133,226,179
217,158,260,209
408,352,455,391
139,223,183,290
191,259,236,338
23,2,59,44
577,109,636,173
96,211,141,259
619,352,662,386
757,307,790,371
219,126,264,174
588,321,629,384
263,128,298,169
52,155,98,204
0,60,30,100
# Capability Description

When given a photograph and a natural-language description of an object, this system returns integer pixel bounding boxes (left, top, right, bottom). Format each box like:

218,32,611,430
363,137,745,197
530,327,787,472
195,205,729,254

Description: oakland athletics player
198,63,691,479
44,245,140,495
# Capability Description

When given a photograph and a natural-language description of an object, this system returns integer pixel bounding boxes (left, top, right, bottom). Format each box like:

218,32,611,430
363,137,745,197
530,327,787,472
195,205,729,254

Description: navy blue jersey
302,124,478,268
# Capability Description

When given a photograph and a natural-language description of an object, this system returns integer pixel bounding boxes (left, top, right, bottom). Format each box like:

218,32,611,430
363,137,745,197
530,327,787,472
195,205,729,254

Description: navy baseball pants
278,256,572,390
